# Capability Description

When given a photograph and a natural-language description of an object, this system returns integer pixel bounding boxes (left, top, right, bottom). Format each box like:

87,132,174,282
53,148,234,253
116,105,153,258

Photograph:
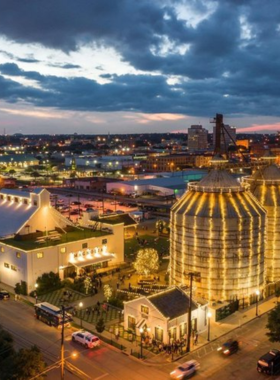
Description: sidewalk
1,279,278,365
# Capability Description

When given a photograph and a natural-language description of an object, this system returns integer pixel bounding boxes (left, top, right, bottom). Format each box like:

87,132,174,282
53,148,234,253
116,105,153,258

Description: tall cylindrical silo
243,163,280,284
170,168,266,303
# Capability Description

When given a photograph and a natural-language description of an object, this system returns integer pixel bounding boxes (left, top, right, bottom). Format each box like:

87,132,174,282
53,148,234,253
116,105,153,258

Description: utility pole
186,272,199,353
61,305,65,380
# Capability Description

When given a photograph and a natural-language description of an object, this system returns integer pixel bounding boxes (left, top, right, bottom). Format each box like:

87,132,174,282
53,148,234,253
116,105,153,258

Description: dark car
70,210,79,215
217,339,239,355
0,290,10,300
257,349,280,375
84,203,93,208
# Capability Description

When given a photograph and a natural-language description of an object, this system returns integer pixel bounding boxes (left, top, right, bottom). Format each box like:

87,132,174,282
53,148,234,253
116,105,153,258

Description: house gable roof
147,287,198,320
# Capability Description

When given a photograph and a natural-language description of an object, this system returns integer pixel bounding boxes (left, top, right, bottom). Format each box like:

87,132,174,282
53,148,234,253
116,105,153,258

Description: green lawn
2,228,108,251
124,234,170,260
38,288,84,306
37,288,123,325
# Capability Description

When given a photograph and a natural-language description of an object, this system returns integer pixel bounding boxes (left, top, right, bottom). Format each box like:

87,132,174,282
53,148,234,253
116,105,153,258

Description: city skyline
0,1,280,134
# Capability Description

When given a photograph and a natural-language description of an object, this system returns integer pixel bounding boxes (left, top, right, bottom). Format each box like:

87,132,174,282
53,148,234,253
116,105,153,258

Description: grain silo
243,161,280,284
170,164,266,303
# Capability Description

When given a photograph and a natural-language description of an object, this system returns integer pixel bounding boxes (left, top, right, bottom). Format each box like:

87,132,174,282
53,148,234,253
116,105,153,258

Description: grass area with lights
38,288,84,306
124,234,170,260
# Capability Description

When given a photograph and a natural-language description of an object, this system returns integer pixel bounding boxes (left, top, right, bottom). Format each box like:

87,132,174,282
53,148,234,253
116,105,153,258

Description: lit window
37,252,44,259
15,197,19,203
4,263,9,268
34,201,38,206
60,247,66,253
141,305,149,315
7,196,11,201
11,265,17,271
16,252,21,258
1,247,4,253
24,199,28,205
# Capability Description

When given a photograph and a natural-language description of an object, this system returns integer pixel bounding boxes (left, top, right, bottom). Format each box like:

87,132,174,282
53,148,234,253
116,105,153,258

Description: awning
136,319,146,329
69,253,115,268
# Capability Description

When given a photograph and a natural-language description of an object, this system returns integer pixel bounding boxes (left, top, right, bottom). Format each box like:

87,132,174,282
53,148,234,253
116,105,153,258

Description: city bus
34,302,72,328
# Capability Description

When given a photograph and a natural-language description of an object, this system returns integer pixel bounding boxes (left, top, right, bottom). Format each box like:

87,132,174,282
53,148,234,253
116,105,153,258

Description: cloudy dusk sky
0,0,280,135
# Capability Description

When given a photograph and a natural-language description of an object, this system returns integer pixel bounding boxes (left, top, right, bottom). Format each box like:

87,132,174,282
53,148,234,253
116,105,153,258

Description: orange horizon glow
237,123,280,133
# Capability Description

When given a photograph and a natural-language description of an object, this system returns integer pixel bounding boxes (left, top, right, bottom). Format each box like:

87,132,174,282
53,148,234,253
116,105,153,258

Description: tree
0,325,14,364
134,248,159,276
266,304,280,342
14,281,27,295
1,345,46,380
103,284,113,302
35,271,62,295
96,318,105,333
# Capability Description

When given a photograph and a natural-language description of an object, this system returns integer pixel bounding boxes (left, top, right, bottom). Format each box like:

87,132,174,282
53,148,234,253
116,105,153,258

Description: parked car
257,349,280,375
72,331,100,349
0,290,10,300
71,201,81,205
170,360,200,379
70,210,79,215
217,339,239,355
84,203,93,208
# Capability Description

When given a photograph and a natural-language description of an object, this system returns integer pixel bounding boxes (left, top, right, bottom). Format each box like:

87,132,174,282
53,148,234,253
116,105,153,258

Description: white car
72,331,100,349
170,360,200,379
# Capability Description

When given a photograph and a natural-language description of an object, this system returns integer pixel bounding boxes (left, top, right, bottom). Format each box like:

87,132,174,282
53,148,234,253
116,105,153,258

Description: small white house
124,286,208,344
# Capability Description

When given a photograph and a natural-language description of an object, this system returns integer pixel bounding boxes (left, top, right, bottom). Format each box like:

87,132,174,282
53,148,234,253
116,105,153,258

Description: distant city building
0,154,39,168
106,169,207,197
188,125,208,152
142,154,195,172
213,124,236,153
65,155,134,172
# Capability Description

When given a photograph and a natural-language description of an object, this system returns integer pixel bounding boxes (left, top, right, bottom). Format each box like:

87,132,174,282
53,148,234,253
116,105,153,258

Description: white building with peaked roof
124,287,208,344
0,188,124,292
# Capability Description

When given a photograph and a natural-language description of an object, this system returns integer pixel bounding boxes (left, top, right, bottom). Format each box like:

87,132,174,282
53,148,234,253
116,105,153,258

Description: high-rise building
188,125,208,152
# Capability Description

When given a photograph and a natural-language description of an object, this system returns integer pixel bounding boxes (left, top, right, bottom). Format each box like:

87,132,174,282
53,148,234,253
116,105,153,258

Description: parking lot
50,193,139,223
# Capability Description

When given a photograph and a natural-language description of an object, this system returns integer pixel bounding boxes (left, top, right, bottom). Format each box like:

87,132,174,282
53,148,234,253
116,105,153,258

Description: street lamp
207,311,212,341
256,290,260,317
139,327,144,359
79,302,83,328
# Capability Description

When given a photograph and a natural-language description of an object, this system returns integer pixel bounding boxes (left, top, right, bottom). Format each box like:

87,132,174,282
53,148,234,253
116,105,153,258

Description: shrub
35,272,62,295
14,281,27,295
96,318,105,333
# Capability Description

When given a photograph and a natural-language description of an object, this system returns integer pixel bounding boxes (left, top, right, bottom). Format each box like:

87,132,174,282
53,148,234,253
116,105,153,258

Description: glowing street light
79,302,83,328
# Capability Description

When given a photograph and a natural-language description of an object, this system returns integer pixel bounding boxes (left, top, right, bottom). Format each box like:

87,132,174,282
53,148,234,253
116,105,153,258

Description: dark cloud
0,0,280,119
61,64,81,69
1,63,280,118
17,57,40,63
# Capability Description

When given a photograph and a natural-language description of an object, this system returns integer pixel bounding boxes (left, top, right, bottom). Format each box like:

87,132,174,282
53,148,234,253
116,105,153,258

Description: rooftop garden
1,228,109,251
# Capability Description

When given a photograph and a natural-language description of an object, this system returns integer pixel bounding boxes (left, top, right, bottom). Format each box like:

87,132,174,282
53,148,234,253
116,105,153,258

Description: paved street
0,299,170,380
2,296,280,380
164,314,280,380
